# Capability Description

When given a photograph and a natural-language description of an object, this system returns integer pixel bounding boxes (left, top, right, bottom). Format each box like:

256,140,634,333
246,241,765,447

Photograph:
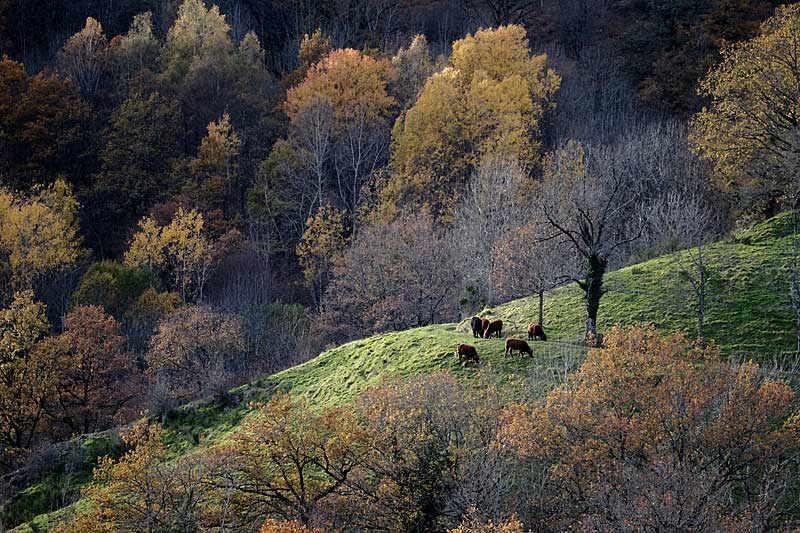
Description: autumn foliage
52,326,800,531
385,25,559,220
260,519,326,533
0,180,84,296
286,48,395,129
124,208,218,302
691,4,800,210
147,304,245,403
0,291,52,457
47,305,140,435
500,325,800,530
6,0,800,529
52,422,208,533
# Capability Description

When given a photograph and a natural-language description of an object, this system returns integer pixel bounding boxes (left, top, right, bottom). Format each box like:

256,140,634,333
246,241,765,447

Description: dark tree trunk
578,253,607,337
791,211,800,353
697,254,706,341
538,289,544,325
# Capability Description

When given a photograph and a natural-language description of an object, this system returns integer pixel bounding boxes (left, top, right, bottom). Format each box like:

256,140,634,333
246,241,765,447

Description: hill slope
467,212,799,355
8,213,800,531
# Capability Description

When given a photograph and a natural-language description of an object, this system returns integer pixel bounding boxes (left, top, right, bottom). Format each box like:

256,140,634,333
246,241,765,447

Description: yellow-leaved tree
383,24,560,221
296,203,349,312
690,4,800,211
179,112,243,237
124,208,216,302
0,291,53,458
0,179,84,303
52,422,208,533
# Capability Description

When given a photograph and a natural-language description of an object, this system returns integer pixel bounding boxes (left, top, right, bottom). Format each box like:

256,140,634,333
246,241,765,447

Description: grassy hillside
8,213,800,532
467,212,800,355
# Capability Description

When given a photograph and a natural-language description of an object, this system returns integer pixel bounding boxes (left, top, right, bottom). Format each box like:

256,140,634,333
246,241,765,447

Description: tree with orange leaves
499,325,800,531
0,57,93,191
284,47,396,220
43,305,140,435
203,393,366,528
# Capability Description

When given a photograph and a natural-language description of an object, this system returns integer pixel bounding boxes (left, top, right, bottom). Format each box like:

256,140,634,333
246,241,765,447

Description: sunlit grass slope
9,213,799,532
466,212,799,355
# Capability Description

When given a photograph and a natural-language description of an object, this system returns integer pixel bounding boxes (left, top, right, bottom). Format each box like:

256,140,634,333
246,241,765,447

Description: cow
456,343,479,364
483,319,503,339
470,316,484,338
505,338,533,357
527,323,547,341
480,317,490,334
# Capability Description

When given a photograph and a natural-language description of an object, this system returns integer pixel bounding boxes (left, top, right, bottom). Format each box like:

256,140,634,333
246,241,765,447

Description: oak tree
691,4,800,212
147,304,245,402
385,25,559,221
0,291,52,457
46,305,139,435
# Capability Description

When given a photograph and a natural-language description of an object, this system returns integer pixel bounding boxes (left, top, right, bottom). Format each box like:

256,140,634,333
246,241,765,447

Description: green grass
9,212,800,531
159,324,586,452
2,433,125,531
464,212,800,356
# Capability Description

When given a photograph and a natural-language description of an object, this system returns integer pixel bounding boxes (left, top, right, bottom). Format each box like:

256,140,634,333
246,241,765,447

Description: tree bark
578,253,607,337
697,267,705,341
697,248,705,341
538,289,544,325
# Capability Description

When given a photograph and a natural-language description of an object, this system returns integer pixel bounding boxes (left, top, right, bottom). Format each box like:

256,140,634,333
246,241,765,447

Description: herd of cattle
455,317,548,364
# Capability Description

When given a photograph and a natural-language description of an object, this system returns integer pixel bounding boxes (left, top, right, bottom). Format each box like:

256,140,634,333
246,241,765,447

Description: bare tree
464,0,542,26
333,108,391,233
451,156,529,306
553,0,610,59
644,192,722,340
293,95,334,211
321,212,460,344
537,140,643,337
57,17,108,98
492,222,575,325
546,45,645,147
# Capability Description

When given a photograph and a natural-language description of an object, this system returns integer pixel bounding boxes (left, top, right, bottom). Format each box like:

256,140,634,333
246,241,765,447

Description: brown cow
483,319,503,338
456,343,479,364
470,317,483,338
505,338,532,357
527,323,547,341
480,317,490,335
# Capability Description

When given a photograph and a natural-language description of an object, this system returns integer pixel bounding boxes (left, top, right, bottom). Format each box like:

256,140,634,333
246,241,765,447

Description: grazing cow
470,317,483,338
480,317,490,334
456,343,479,364
527,323,547,341
505,338,533,357
483,319,503,339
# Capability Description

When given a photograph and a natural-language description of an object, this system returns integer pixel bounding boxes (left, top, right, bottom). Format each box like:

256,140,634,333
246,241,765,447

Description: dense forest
3,0,800,531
